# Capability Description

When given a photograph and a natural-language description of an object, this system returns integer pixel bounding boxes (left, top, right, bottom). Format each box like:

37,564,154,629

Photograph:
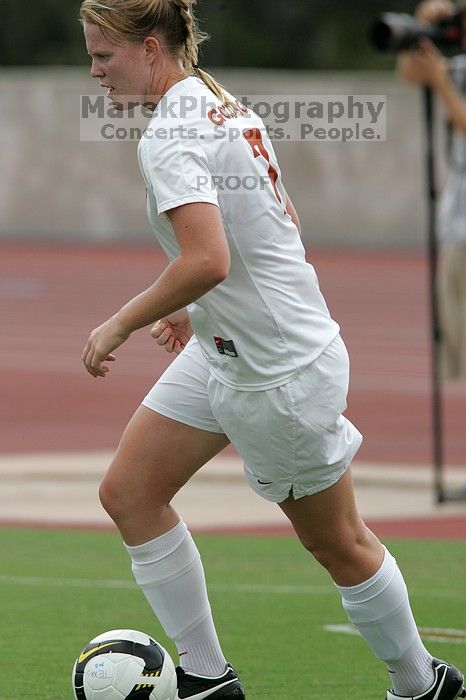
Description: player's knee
98,474,142,523
299,522,369,572
300,538,340,571
305,541,351,572
99,469,171,525
98,476,127,522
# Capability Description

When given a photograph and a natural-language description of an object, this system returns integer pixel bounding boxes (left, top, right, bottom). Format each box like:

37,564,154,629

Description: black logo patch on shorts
214,337,238,357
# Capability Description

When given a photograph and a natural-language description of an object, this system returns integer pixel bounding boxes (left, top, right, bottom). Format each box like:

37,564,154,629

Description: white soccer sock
125,519,227,677
336,547,434,696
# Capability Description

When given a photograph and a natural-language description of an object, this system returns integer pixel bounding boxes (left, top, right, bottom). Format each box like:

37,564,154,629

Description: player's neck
146,66,187,109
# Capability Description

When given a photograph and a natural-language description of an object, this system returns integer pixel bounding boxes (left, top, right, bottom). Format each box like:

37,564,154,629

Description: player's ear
144,36,161,64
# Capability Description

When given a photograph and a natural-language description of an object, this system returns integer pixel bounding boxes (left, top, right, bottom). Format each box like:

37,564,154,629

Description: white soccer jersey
137,76,339,390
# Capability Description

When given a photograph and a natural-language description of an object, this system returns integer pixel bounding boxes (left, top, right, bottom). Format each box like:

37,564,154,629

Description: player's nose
90,60,104,78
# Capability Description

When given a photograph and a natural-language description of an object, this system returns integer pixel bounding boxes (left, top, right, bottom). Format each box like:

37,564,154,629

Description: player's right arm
82,202,229,377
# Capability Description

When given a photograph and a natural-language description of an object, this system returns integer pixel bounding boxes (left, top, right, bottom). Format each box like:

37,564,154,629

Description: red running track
1,517,465,540
1,245,465,468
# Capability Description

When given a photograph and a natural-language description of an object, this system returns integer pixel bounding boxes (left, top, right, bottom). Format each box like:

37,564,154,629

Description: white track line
325,624,466,644
0,575,465,600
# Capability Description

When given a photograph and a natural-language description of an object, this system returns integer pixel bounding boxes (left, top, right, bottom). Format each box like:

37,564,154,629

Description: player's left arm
285,190,302,235
82,202,230,377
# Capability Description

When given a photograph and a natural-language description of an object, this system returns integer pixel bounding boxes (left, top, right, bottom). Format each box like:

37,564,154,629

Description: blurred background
0,0,418,69
0,0,428,246
1,0,465,530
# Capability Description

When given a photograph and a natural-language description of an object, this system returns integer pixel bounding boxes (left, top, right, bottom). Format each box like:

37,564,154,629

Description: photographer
398,0,466,380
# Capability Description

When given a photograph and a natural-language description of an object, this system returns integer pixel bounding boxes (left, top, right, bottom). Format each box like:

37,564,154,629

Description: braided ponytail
170,0,233,105
171,0,202,71
80,0,233,104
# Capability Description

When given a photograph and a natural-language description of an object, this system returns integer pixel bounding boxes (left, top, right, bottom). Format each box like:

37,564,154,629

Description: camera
370,11,464,53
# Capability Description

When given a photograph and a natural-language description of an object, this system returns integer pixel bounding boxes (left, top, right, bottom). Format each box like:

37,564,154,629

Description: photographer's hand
415,0,455,25
397,0,466,138
397,0,452,88
397,37,448,87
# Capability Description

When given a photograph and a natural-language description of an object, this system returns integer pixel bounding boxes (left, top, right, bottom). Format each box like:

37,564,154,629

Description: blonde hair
80,0,231,103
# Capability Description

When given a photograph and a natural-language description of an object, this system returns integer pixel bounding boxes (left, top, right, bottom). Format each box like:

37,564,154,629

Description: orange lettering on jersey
208,99,249,126
243,128,284,208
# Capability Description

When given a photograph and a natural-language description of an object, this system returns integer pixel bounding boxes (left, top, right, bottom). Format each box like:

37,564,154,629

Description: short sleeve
142,132,219,215
449,55,466,90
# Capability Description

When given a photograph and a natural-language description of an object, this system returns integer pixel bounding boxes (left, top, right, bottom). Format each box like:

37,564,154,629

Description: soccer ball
72,629,177,700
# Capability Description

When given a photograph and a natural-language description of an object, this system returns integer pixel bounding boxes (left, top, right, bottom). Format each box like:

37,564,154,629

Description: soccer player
80,1,465,698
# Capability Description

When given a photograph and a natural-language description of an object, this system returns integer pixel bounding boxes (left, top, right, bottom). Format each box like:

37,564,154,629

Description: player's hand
151,308,193,355
82,316,130,378
415,0,455,25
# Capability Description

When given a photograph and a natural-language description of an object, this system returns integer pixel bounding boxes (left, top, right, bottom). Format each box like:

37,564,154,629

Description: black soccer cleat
386,658,466,699
176,663,245,699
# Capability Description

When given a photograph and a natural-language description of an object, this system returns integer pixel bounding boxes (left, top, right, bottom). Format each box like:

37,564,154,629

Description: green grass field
1,527,465,699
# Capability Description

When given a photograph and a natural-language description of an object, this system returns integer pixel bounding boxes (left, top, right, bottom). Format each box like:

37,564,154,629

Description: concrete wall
0,67,447,247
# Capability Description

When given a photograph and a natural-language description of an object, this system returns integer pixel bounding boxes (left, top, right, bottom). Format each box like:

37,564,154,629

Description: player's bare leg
279,467,383,585
99,404,229,545
279,467,465,699
99,406,245,697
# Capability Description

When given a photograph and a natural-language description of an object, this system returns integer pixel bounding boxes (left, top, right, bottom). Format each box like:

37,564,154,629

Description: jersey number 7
243,128,284,209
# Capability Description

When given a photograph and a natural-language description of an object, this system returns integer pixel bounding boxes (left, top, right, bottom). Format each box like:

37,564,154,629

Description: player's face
84,22,151,110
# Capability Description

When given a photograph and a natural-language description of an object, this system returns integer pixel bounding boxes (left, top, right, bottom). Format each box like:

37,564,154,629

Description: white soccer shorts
142,335,363,503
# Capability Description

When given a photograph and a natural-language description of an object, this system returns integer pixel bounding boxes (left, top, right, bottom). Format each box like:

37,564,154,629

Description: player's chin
108,94,142,111
108,98,127,112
